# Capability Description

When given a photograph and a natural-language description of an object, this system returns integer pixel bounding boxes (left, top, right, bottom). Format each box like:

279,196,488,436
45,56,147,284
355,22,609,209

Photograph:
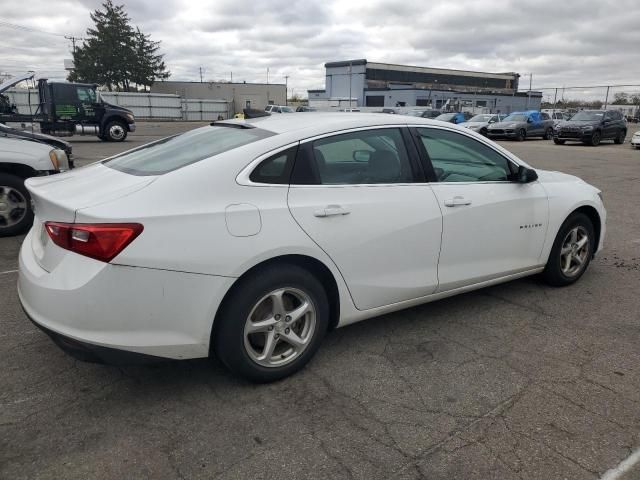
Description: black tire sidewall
554,139,565,145
213,264,329,382
590,131,601,146
0,173,33,237
517,129,526,141
543,213,595,286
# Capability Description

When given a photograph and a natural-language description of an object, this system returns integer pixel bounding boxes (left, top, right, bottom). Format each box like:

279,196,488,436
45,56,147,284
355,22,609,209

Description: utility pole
284,75,289,105
604,85,610,109
349,61,353,108
525,73,533,109
267,68,269,84
230,71,233,83
199,67,203,83
65,35,81,54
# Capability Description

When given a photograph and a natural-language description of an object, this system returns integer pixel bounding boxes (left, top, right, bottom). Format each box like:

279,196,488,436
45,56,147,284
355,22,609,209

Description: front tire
0,173,33,237
104,120,128,142
213,264,329,382
543,213,595,286
516,129,526,141
586,131,601,146
543,127,553,140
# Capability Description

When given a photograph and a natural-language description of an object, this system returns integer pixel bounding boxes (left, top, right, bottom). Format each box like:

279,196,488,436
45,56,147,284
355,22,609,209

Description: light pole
349,61,353,108
284,75,289,106
525,73,533,109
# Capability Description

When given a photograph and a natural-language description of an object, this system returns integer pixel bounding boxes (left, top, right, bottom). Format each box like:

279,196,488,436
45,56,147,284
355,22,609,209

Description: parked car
553,110,627,146
264,105,294,113
487,111,555,141
460,114,507,136
630,130,640,149
407,109,441,119
0,123,73,164
19,113,606,382
0,136,69,236
434,112,469,124
295,106,317,112
339,108,361,112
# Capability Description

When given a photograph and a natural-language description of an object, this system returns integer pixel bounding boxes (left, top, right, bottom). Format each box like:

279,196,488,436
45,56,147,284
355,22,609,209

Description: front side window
104,125,274,176
417,127,515,182
292,128,414,185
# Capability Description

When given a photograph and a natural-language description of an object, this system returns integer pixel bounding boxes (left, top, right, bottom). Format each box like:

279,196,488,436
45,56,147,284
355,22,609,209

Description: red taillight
45,222,143,263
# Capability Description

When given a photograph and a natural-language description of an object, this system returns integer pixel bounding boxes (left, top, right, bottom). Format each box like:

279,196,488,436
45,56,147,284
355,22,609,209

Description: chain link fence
536,85,640,122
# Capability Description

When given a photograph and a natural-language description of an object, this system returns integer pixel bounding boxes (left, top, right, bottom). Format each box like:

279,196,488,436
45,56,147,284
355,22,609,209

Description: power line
0,19,83,39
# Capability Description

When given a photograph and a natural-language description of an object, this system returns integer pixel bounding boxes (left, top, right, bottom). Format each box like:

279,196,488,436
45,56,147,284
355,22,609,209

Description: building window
366,96,384,107
416,98,429,106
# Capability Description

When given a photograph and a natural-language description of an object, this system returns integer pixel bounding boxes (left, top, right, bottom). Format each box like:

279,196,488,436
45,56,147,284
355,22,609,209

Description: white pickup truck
0,136,69,236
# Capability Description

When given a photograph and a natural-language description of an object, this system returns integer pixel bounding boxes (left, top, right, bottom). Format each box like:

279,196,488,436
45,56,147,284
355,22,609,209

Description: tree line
68,0,169,91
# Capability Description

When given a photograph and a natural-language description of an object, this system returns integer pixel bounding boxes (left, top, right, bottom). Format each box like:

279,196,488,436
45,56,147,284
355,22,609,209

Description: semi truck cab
39,81,136,141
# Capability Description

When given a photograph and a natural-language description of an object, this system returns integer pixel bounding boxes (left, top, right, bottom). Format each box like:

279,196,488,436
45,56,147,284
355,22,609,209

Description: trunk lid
26,163,155,272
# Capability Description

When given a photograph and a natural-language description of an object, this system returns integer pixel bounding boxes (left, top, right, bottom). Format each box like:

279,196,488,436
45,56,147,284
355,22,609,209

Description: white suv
264,105,294,113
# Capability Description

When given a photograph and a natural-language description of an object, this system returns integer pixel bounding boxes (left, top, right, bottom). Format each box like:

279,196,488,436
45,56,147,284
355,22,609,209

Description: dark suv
554,110,627,146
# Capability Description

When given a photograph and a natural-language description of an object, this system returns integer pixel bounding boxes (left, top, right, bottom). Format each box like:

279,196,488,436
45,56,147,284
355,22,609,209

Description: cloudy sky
2,0,640,99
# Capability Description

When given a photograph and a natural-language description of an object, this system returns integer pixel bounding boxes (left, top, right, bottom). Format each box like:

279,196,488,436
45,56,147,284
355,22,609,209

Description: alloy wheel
243,288,316,368
0,185,27,228
560,226,590,278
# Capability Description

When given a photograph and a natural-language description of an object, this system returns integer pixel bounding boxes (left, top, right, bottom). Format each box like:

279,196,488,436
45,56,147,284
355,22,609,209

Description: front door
287,127,442,310
414,126,549,291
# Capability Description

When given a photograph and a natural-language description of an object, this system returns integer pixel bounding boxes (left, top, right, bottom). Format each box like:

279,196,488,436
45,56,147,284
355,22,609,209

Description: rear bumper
24,308,164,365
18,228,233,361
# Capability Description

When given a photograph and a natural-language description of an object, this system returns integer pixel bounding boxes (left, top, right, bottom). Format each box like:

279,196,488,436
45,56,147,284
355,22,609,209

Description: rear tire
614,130,626,144
0,173,33,237
543,213,595,287
543,127,553,140
553,138,565,145
104,120,128,142
213,264,329,382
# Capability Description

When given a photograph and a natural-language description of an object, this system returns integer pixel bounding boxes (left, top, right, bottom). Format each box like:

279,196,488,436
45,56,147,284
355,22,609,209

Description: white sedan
18,113,606,382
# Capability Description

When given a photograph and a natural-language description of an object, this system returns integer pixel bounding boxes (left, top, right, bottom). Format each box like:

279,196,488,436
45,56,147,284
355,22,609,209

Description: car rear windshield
103,125,274,176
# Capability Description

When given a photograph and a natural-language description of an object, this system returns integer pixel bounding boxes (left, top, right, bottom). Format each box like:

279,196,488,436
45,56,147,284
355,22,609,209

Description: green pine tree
69,0,169,91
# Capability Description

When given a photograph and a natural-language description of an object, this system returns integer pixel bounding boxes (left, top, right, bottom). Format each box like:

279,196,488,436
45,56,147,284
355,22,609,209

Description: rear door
413,126,548,291
287,127,443,310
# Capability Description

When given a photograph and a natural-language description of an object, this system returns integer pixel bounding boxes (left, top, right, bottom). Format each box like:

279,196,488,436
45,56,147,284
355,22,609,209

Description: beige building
151,81,286,113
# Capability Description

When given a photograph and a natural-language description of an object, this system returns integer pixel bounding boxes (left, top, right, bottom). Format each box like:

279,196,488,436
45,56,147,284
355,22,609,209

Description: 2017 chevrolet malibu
18,113,606,382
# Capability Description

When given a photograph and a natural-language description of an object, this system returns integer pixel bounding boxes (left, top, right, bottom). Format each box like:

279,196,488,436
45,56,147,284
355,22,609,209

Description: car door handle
313,205,351,217
444,196,472,207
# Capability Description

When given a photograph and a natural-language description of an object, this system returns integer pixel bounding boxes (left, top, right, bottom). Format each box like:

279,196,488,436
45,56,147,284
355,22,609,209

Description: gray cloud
1,0,639,98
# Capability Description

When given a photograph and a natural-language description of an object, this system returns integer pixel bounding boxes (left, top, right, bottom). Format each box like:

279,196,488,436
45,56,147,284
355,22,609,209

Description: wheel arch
0,162,38,179
210,254,341,354
571,205,602,253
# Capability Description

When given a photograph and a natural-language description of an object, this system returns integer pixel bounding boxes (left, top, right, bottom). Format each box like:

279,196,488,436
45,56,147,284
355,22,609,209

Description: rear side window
292,128,414,185
104,125,274,176
249,147,297,184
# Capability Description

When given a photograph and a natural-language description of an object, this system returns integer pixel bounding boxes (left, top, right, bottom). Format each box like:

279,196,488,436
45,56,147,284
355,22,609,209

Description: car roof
218,112,454,136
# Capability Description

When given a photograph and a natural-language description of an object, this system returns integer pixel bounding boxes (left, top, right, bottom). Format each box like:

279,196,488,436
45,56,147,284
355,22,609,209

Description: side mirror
353,150,371,162
517,165,538,183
